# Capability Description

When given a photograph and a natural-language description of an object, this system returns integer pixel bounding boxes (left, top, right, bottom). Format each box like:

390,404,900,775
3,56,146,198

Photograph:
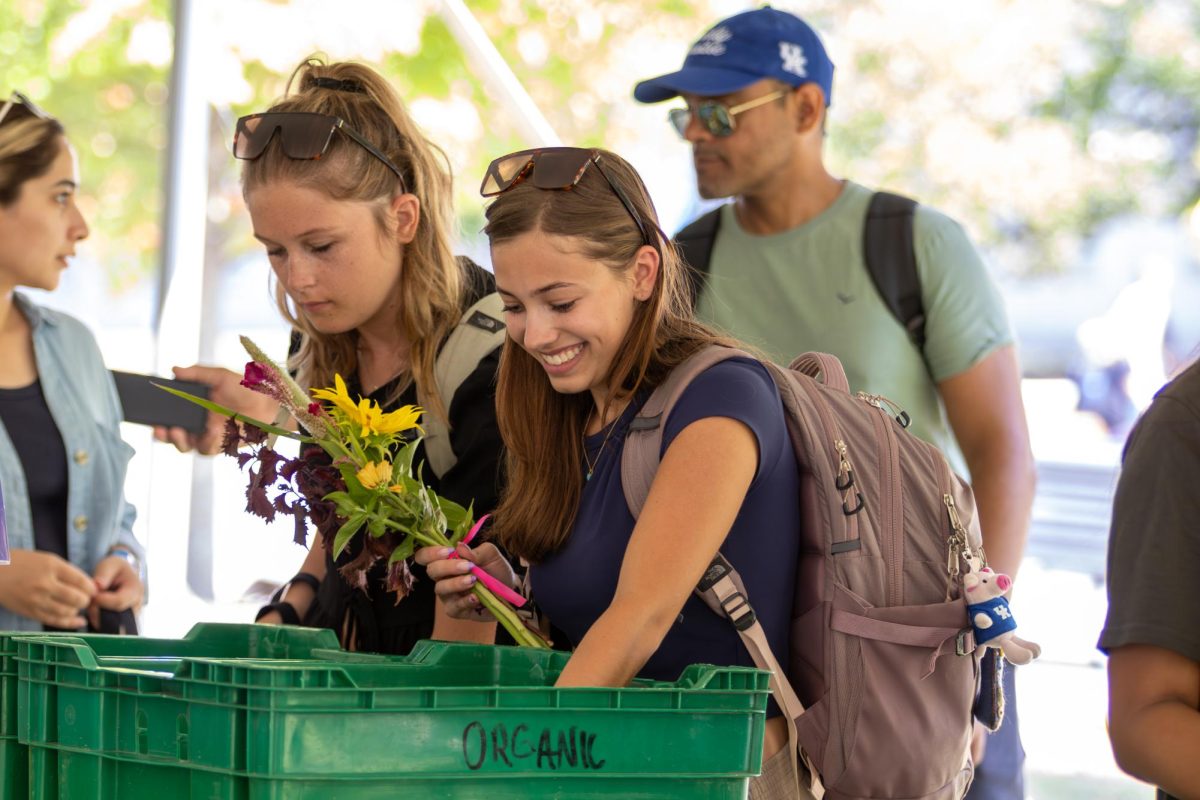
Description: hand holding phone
112,371,211,434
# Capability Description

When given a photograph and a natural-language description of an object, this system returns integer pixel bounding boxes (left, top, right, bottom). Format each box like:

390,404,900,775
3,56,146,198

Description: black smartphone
111,371,211,434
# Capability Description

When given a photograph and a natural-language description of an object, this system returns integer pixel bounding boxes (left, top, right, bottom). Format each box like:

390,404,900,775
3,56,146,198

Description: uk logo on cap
633,6,835,107
779,42,808,78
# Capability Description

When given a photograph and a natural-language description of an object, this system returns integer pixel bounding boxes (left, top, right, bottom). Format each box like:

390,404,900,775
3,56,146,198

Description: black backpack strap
673,208,723,308
864,192,926,358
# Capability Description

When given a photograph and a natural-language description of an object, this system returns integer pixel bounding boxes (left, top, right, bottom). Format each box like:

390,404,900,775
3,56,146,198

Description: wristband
270,571,322,603
106,545,142,577
255,601,300,626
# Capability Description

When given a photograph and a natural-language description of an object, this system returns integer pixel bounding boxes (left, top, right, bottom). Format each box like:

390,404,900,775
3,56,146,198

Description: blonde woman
158,60,503,653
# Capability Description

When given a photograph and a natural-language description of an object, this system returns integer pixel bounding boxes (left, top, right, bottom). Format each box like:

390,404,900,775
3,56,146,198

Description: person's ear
630,244,660,302
793,84,826,135
388,193,421,244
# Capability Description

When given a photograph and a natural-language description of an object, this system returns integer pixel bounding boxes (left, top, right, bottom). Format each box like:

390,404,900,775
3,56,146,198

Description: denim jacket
0,293,141,631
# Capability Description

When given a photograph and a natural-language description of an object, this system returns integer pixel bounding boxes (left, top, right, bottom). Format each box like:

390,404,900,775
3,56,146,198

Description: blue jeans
966,664,1025,800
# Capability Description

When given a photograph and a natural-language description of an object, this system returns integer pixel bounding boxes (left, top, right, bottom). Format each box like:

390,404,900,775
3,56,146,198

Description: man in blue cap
635,7,1035,800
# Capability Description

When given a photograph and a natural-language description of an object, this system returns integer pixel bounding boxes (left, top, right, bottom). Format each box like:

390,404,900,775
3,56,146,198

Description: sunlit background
7,0,1200,796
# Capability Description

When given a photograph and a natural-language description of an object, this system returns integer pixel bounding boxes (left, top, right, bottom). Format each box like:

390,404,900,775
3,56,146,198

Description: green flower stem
377,517,446,549
320,436,356,465
472,583,550,648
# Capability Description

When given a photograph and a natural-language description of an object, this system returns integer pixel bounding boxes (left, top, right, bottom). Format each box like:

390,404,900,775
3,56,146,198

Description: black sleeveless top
301,259,505,654
0,380,69,560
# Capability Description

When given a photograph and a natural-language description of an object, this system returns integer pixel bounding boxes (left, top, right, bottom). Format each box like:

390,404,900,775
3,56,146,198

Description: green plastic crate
2,623,340,800
18,636,770,799
0,632,23,800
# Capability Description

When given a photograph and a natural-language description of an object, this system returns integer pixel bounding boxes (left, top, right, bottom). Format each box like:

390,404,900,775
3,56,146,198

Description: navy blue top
531,358,800,693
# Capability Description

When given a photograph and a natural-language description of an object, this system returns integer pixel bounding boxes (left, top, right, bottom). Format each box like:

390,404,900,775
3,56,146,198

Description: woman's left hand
88,555,144,629
415,542,515,621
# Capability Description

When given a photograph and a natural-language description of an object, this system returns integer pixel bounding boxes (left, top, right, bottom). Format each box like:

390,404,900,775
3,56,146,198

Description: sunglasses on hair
233,112,407,192
667,88,788,138
480,147,654,248
0,90,50,127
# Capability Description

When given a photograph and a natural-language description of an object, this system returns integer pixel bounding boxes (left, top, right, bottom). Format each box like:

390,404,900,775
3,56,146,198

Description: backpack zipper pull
856,391,912,429
835,439,864,514
943,493,977,597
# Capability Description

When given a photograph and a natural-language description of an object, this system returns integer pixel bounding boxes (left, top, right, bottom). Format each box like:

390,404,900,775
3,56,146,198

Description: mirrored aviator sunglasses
232,111,407,192
667,89,788,139
480,147,654,248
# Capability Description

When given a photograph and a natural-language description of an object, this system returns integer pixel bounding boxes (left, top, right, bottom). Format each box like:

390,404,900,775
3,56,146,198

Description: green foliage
17,0,1200,286
3,0,171,289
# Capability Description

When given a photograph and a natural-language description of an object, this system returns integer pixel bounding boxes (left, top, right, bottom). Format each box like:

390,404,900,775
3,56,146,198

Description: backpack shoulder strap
673,208,724,309
864,191,927,357
620,345,750,518
620,349,826,798
424,291,506,479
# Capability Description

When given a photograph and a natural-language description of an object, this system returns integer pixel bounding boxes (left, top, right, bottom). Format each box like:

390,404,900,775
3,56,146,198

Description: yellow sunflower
311,375,362,425
312,375,424,438
355,461,393,490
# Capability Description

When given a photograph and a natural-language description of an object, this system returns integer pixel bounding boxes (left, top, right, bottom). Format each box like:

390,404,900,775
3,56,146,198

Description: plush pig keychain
962,563,1041,666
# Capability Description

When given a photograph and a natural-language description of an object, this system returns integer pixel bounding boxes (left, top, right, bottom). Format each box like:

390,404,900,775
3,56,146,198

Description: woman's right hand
414,542,515,621
152,365,280,455
0,549,97,629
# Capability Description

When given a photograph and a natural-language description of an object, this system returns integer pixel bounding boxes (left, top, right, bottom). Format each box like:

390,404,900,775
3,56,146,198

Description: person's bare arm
939,345,1036,579
431,595,497,643
257,538,327,625
1108,644,1200,797
555,415,757,688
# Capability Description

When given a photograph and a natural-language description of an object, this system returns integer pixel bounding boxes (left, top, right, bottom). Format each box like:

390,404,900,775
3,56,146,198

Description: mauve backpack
622,346,985,800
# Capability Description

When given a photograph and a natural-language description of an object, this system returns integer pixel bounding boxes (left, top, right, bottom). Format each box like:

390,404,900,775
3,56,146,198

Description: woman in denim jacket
0,91,143,632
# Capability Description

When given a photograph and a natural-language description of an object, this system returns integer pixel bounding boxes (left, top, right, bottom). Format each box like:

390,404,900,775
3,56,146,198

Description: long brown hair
241,58,462,421
0,100,65,206
486,149,739,561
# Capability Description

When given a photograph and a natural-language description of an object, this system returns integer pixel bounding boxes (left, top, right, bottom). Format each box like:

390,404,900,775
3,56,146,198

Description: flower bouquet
160,336,547,648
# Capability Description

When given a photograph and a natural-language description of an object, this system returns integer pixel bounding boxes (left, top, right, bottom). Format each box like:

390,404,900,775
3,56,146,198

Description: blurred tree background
5,0,1199,287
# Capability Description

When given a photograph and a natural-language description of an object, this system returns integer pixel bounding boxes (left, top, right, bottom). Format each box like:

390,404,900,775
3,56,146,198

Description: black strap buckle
720,591,757,631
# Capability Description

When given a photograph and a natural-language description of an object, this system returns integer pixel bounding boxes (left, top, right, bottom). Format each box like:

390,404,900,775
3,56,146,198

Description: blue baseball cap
633,6,834,106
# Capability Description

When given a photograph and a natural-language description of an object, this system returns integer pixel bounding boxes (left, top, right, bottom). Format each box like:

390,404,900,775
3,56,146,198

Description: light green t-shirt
695,180,1013,478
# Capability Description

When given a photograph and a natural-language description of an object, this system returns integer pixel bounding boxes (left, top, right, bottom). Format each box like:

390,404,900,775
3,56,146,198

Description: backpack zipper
858,393,904,606
943,493,981,598
856,392,912,429
790,377,860,550
834,439,864,521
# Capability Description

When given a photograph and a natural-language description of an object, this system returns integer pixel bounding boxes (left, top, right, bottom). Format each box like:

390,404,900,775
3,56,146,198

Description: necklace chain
583,407,619,482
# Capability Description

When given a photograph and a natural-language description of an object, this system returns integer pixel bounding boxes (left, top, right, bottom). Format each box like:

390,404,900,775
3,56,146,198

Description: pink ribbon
451,514,526,608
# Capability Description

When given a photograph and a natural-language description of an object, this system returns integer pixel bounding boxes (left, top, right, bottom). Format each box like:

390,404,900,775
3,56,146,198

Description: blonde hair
0,101,65,206
241,58,462,420
484,149,740,561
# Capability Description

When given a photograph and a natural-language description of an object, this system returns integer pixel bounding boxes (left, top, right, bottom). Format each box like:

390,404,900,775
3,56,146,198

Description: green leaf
332,512,367,558
388,538,415,564
154,384,308,441
367,515,388,538
394,441,418,478
440,496,469,530
322,491,361,519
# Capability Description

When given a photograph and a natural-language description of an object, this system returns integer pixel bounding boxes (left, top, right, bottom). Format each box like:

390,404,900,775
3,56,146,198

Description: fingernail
439,548,454,558
466,575,477,586
457,560,474,573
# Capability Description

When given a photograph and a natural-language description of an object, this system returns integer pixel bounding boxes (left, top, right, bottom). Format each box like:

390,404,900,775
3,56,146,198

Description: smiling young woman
417,147,806,798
